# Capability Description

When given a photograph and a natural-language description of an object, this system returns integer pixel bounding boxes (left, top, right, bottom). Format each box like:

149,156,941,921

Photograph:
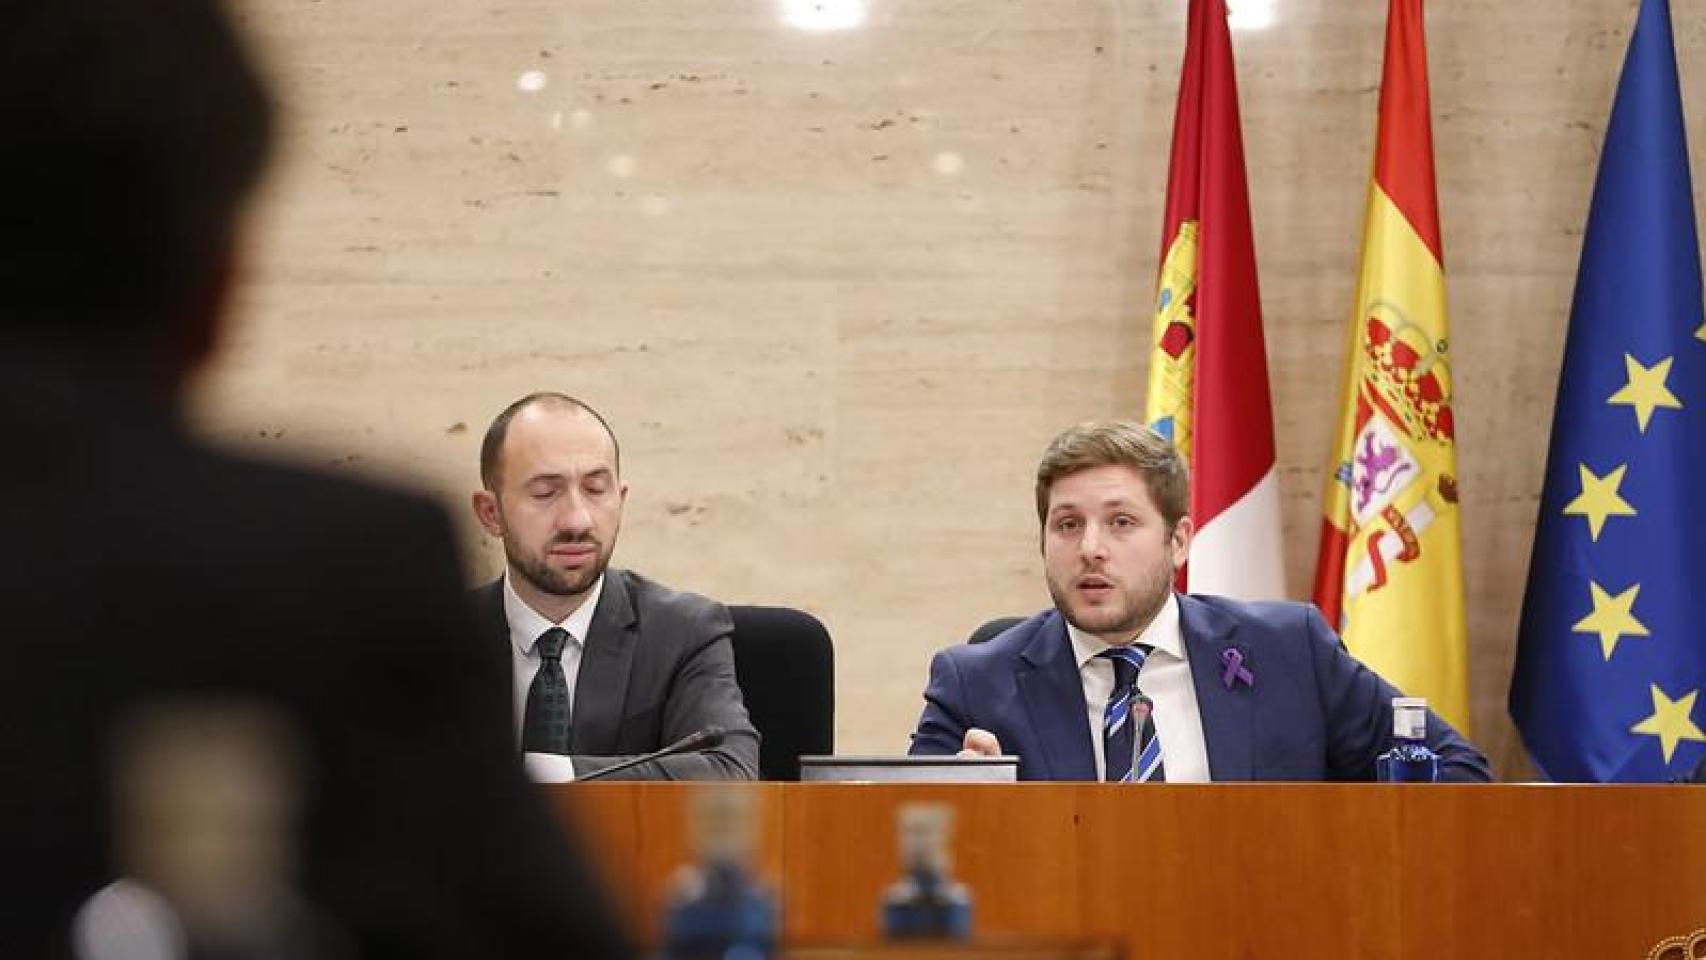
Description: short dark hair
479,393,621,490
1035,420,1190,529
0,0,274,345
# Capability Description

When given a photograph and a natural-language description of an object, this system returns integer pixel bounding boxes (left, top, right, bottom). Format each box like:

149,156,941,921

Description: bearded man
909,420,1489,783
471,393,758,781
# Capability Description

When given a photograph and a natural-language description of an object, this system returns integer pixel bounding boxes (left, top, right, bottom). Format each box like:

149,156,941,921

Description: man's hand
958,727,1002,758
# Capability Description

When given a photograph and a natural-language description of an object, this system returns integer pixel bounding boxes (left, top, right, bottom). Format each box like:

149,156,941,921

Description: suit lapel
570,570,637,753
1181,595,1255,781
1015,612,1097,780
474,579,508,649
473,579,512,696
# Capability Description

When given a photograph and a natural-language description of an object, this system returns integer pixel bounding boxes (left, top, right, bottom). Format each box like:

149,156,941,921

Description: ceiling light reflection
1227,0,1276,31
781,0,867,32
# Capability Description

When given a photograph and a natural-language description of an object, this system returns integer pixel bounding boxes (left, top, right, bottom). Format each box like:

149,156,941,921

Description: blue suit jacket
909,594,1491,782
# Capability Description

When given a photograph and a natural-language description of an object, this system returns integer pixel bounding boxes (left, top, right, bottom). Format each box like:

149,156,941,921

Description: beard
507,534,610,599
1048,548,1178,641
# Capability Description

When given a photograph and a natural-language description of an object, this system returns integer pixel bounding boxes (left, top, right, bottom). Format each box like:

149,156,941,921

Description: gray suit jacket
475,569,760,780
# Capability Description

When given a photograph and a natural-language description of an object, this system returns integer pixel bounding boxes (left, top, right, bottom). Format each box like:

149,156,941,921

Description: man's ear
472,490,505,539
1170,515,1195,570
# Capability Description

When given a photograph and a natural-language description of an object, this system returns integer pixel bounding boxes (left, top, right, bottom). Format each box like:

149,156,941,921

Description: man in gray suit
470,393,759,780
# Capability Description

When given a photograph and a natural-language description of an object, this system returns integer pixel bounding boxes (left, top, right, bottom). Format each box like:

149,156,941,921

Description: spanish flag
1312,0,1469,730
1144,0,1284,601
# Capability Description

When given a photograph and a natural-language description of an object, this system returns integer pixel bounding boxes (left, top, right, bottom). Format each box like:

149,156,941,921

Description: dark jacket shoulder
471,568,734,643
614,569,734,639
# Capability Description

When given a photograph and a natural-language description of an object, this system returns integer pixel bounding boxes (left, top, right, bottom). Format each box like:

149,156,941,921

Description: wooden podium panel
550,783,1706,958
788,945,1117,960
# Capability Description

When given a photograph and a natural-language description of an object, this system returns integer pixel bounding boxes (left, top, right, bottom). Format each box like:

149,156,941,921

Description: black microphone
575,726,728,782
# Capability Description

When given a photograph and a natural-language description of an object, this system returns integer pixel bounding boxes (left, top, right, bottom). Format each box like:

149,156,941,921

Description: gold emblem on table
1648,927,1706,960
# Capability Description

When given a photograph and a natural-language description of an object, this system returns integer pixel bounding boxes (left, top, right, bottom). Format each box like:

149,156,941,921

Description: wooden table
549,783,1706,958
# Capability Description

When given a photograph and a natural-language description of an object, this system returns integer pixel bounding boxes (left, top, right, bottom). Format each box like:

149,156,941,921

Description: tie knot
1098,644,1150,689
536,627,569,662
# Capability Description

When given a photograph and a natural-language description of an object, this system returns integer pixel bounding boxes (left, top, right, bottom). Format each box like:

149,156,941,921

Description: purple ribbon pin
1220,648,1254,690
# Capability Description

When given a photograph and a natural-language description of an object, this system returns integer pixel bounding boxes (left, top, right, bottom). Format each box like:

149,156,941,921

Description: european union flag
1510,0,1706,782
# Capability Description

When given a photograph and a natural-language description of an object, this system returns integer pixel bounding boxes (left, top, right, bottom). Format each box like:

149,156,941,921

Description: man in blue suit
910,421,1491,782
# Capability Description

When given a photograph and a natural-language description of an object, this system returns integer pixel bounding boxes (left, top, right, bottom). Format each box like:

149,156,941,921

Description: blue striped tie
1099,646,1166,783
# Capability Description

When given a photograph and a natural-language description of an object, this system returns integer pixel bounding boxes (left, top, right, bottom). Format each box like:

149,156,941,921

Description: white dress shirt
506,571,604,783
1066,593,1211,782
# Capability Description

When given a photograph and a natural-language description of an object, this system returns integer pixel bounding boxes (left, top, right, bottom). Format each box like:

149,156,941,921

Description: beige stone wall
199,0,1703,776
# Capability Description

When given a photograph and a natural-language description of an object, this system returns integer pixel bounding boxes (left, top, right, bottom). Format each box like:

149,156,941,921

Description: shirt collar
1067,592,1184,669
502,570,606,655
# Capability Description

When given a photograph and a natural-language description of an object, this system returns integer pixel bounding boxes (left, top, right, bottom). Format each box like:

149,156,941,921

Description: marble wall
202,0,1705,775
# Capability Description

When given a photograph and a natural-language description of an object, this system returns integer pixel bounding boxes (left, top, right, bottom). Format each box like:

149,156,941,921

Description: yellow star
1562,463,1637,541
1606,354,1682,432
1630,684,1706,763
1696,319,1706,343
1571,581,1649,660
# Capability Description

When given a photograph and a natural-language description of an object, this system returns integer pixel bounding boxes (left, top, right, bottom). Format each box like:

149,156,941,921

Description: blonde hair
1034,421,1189,528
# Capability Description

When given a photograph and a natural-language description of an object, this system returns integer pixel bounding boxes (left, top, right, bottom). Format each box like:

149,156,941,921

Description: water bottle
880,804,972,940
660,787,776,960
1376,696,1441,782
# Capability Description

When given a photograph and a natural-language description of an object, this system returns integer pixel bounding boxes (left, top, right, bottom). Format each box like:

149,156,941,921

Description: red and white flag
1143,0,1285,599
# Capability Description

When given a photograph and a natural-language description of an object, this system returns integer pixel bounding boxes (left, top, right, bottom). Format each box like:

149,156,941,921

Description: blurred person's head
472,394,627,621
0,0,274,389
1035,420,1193,645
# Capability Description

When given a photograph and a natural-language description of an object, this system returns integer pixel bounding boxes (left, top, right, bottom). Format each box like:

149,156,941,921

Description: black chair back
967,616,1024,644
729,605,834,781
